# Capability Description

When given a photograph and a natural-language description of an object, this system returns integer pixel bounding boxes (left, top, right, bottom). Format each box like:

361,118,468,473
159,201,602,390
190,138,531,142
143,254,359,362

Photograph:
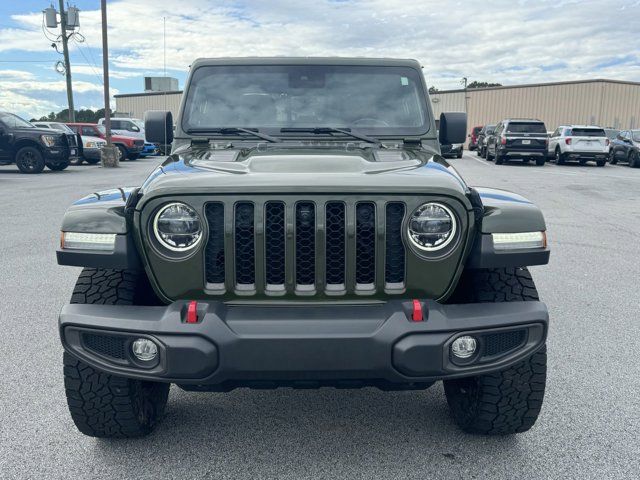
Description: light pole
100,0,118,167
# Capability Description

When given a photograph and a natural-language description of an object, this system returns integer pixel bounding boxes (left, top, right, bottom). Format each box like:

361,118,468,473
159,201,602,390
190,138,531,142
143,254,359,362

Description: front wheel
46,161,69,171
609,150,617,165
64,268,168,438
629,151,639,168
15,146,45,173
444,267,547,435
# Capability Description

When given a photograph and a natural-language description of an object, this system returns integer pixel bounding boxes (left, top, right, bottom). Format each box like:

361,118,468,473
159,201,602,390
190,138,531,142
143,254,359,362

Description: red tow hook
186,301,199,324
411,299,424,322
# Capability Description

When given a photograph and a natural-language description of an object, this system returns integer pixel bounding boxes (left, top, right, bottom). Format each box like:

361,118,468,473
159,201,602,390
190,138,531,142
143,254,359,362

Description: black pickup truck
0,111,76,173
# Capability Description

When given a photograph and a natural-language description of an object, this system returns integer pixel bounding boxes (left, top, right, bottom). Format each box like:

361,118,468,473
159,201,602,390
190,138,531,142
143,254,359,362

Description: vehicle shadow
91,386,528,477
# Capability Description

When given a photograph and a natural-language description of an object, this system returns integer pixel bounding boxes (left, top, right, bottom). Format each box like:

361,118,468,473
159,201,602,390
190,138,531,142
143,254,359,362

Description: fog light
451,336,477,359
132,338,158,362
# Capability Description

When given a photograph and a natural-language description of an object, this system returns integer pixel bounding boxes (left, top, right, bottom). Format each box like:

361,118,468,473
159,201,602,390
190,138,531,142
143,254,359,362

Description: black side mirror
145,110,173,144
439,112,467,145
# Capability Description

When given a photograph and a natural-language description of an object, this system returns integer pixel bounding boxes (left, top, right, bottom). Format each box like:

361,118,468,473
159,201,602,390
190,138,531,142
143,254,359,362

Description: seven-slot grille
204,199,406,296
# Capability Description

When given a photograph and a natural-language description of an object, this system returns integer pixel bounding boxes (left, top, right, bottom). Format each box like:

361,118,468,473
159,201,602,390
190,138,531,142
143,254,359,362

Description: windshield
571,128,605,137
506,122,546,134
96,125,106,135
604,129,619,139
0,112,34,129
633,130,640,142
51,123,74,134
182,65,429,136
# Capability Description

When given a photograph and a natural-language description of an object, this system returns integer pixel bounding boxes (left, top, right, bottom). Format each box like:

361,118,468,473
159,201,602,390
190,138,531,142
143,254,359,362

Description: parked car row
471,119,639,168
0,111,162,173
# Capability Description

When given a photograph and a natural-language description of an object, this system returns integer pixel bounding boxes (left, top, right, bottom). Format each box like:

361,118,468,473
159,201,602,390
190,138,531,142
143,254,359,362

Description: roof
190,56,421,68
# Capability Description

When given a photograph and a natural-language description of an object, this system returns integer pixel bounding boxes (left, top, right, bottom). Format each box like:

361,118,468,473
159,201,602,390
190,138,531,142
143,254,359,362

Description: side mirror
144,110,173,144
130,125,140,133
439,112,467,145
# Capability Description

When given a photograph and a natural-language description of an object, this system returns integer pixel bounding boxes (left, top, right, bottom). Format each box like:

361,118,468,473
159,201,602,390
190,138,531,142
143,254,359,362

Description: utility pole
100,0,118,167
59,0,75,122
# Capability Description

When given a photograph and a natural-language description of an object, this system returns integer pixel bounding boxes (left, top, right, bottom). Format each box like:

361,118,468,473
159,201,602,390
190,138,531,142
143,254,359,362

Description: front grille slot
295,202,316,288
385,202,406,287
234,202,255,286
204,202,225,286
265,202,286,287
355,202,376,287
203,198,407,296
325,202,346,287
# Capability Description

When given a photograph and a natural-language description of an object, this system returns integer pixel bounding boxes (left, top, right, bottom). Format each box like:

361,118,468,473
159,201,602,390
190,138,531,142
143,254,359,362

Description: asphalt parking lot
1,153,639,480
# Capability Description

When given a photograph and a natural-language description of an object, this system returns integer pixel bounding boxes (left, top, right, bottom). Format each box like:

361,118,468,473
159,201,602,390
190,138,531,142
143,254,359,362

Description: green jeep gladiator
57,58,550,438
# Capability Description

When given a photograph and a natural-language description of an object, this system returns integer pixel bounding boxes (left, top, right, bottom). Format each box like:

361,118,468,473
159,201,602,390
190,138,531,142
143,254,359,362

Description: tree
37,108,112,123
467,81,502,89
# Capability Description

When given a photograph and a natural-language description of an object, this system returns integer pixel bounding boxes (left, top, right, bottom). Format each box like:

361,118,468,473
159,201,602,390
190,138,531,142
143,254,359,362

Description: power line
71,36,104,85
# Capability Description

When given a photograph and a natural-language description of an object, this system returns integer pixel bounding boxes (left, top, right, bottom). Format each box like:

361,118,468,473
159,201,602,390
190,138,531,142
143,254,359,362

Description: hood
138,146,470,207
14,127,64,136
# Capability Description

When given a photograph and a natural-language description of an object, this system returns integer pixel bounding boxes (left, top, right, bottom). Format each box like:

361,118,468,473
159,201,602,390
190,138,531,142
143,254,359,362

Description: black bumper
60,300,548,388
44,146,73,164
497,148,546,159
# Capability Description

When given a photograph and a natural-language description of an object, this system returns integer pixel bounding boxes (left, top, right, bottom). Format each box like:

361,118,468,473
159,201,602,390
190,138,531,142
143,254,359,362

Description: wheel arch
11,138,44,160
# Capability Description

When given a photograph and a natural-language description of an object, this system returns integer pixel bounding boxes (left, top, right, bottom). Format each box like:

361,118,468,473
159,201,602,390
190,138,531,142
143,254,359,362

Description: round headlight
153,202,202,251
408,202,456,251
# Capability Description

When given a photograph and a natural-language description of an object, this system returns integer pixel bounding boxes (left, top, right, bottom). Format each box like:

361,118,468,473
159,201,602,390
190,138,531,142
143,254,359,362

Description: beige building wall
114,91,183,121
430,79,640,138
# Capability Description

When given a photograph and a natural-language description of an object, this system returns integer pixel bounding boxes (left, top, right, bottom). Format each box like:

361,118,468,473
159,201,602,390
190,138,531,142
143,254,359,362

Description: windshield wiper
186,127,282,143
279,127,382,146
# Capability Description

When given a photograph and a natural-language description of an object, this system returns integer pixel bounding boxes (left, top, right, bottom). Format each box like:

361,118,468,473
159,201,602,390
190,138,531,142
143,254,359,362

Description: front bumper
82,147,102,161
44,146,73,164
60,299,548,388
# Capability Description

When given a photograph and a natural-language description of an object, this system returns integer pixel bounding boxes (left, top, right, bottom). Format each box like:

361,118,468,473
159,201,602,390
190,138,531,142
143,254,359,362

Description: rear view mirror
439,112,467,145
145,111,173,144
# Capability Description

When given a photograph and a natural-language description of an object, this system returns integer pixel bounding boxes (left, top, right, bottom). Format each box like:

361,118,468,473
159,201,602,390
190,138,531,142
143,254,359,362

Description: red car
468,125,483,151
67,123,144,161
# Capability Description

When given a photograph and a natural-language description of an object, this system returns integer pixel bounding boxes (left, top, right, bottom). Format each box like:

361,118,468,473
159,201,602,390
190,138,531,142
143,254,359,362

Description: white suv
548,125,608,166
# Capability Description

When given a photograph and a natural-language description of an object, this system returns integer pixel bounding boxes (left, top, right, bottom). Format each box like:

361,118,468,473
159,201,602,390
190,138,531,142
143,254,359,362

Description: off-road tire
15,146,45,173
596,159,606,167
64,268,168,438
46,161,69,171
64,353,169,438
444,267,547,435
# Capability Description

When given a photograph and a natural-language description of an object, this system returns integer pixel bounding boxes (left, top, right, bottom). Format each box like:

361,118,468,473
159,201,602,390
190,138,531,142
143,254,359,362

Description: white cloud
0,0,639,116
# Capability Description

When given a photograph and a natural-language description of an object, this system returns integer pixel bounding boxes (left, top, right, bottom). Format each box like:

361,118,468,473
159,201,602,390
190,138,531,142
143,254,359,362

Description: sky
0,0,639,119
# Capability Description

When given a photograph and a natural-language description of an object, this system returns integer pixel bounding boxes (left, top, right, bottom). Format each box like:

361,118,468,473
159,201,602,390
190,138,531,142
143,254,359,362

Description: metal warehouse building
115,78,640,134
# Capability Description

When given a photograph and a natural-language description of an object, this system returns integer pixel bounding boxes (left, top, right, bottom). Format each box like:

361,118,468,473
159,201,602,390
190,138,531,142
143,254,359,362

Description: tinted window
81,126,96,136
506,122,546,134
571,128,605,137
632,130,640,142
0,112,34,128
182,64,429,136
604,129,619,139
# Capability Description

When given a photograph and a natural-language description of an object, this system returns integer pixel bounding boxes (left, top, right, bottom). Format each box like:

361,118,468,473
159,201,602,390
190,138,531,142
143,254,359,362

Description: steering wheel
352,118,390,127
